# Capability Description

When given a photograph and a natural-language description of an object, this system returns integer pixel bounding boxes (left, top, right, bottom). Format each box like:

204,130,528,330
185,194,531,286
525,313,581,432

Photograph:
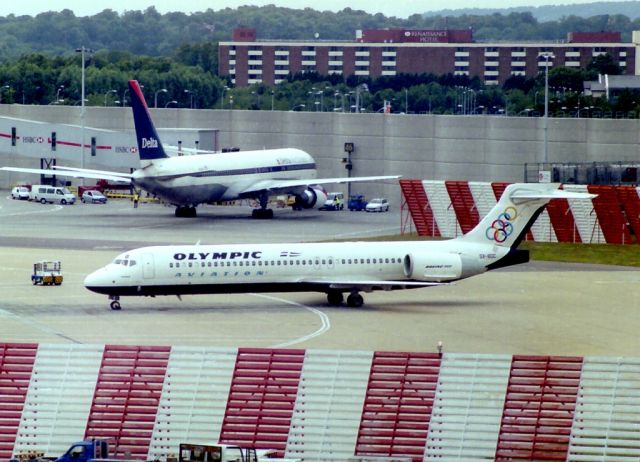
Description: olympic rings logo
486,206,518,243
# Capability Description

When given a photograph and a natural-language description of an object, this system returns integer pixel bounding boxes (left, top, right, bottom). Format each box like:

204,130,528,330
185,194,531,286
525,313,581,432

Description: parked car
365,197,389,212
348,195,368,211
82,190,108,204
11,186,30,200
319,192,344,210
30,185,76,205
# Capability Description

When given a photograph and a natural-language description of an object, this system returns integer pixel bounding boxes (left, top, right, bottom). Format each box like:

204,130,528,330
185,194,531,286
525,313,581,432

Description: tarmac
1,194,638,356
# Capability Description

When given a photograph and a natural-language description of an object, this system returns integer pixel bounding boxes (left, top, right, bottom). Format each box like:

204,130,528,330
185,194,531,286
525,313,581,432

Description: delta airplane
1,80,398,218
84,182,594,310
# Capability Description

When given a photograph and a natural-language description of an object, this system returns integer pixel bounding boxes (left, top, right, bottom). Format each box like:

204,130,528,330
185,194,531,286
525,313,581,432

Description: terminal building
219,28,640,87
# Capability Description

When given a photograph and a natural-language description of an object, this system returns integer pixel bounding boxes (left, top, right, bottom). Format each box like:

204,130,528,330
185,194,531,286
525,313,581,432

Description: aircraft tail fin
458,183,595,248
128,80,169,162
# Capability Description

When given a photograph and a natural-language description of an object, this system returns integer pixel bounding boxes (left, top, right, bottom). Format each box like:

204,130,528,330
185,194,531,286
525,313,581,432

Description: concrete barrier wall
1,105,639,200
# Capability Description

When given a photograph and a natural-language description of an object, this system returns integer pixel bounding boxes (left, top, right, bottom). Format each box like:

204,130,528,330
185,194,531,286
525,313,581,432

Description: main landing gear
109,295,121,310
251,193,274,219
175,206,197,217
327,290,364,307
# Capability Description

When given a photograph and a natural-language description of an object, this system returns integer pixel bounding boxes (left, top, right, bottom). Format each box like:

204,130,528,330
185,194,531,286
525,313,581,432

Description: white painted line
1,205,63,216
0,307,80,343
251,293,331,347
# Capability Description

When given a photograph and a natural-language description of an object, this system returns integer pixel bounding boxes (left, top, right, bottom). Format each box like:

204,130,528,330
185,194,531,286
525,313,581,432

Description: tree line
0,6,639,60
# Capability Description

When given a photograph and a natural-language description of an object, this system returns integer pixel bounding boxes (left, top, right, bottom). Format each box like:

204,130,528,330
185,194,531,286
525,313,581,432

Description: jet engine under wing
300,278,448,292
238,175,401,196
0,166,132,183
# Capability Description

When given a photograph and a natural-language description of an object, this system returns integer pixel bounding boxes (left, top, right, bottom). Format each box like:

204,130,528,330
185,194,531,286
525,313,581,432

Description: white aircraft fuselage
83,183,596,310
84,239,495,298
133,148,316,205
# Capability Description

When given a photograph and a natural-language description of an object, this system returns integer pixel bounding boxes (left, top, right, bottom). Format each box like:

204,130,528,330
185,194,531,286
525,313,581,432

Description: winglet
128,80,169,162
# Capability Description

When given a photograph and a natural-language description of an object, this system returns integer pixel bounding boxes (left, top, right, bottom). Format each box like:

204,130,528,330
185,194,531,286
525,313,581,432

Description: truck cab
53,440,109,462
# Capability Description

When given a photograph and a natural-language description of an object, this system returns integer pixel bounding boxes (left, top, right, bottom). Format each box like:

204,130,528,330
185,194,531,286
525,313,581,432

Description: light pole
543,53,554,167
184,89,194,109
56,85,65,103
104,89,117,106
355,83,369,113
404,88,408,114
154,88,167,108
220,86,229,109
75,46,93,186
121,84,142,107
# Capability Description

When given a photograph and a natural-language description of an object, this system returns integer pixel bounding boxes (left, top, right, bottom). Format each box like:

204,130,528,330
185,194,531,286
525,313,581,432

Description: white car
319,192,344,211
365,197,389,212
82,190,108,204
11,186,30,200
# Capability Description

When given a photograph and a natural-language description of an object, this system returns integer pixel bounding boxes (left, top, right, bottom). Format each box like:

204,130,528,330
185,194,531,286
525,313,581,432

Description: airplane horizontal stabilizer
510,188,596,202
0,166,132,183
239,175,401,196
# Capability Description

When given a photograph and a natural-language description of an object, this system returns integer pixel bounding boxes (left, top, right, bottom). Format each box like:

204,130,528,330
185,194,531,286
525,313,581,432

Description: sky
2,0,615,19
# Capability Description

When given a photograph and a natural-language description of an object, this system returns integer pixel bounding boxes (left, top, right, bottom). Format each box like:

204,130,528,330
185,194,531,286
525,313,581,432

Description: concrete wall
1,104,639,200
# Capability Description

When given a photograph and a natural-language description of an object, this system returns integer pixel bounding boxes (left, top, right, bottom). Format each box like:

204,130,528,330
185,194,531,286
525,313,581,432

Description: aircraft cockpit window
114,259,123,265
129,260,137,267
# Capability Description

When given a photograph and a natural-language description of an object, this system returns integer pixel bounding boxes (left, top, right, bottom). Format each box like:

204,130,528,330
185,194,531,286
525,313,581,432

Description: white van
30,185,76,205
319,192,344,210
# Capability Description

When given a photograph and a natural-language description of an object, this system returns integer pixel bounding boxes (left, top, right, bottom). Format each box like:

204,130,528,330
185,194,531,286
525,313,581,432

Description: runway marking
0,308,81,343
251,293,331,347
1,205,63,216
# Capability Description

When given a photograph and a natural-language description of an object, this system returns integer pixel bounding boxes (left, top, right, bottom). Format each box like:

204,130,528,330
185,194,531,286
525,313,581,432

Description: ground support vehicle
179,444,297,462
348,194,367,211
10,440,110,462
29,185,76,205
319,192,344,210
32,261,63,285
11,186,30,199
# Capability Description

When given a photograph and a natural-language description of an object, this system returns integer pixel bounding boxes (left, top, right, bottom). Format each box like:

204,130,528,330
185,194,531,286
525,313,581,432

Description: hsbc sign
22,136,45,144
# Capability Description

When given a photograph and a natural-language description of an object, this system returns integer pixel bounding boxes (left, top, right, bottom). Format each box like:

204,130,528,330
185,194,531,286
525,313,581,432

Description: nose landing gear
109,295,122,310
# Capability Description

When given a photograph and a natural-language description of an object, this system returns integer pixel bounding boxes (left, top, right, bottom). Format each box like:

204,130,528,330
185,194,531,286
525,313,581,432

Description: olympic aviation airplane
1,80,398,218
84,182,594,310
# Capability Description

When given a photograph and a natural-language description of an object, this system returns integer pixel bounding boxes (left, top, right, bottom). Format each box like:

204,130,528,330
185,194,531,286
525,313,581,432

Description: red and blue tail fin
128,80,169,162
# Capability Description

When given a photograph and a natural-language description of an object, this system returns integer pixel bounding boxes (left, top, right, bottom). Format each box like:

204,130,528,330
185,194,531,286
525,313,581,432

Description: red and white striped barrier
2,343,640,462
400,180,640,244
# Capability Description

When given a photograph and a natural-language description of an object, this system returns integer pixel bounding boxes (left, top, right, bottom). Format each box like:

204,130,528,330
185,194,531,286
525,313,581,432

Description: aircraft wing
300,278,448,292
238,175,401,196
0,166,132,183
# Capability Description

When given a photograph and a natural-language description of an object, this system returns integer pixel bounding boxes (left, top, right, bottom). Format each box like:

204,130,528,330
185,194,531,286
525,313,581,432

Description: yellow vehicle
32,261,63,286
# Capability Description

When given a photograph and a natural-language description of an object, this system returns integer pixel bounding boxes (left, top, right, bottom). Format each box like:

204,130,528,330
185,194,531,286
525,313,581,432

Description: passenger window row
169,257,402,269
